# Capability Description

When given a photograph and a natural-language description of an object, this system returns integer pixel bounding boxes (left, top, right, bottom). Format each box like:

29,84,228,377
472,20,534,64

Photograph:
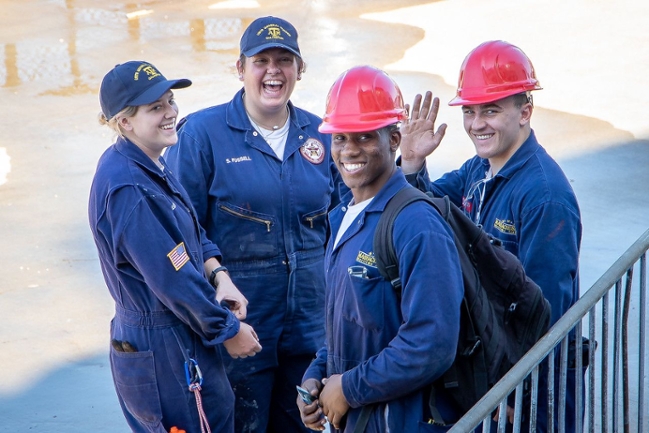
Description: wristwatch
209,265,229,288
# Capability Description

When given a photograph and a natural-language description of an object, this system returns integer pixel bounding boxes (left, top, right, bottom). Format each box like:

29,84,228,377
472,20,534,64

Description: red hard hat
449,40,542,106
319,65,406,134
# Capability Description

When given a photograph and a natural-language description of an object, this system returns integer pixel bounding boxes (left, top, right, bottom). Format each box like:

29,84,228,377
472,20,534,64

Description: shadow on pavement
0,353,128,431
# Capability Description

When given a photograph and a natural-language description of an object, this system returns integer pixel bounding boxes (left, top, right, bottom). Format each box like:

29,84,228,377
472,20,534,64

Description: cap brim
242,43,301,59
129,78,192,107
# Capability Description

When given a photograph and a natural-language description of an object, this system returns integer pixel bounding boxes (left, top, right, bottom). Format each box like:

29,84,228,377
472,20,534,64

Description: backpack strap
352,405,374,433
374,187,443,292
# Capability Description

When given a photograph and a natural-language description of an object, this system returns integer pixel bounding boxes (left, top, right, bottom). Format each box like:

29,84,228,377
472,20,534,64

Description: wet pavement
0,0,647,431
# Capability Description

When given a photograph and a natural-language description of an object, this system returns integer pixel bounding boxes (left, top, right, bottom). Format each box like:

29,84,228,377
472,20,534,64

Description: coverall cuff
340,371,362,409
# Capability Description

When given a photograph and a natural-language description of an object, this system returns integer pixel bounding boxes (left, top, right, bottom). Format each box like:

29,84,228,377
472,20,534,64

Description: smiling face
238,48,300,118
461,94,532,173
331,126,399,203
119,90,180,160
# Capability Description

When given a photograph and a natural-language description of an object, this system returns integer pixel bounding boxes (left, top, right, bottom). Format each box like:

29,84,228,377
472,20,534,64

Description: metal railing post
448,229,649,433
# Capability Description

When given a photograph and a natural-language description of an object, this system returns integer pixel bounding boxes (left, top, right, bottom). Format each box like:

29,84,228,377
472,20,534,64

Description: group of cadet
88,14,584,433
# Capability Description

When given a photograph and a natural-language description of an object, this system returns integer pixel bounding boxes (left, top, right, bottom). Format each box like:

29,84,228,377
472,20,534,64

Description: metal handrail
449,228,649,432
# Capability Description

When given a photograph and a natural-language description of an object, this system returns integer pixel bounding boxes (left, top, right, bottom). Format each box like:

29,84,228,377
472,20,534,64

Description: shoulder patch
300,138,325,164
167,242,190,271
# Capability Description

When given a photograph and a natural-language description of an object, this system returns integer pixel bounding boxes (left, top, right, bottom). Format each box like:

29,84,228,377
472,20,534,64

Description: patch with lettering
356,250,376,268
226,155,253,164
493,219,517,235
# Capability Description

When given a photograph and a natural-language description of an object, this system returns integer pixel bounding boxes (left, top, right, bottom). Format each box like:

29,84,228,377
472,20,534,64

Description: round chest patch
300,138,325,164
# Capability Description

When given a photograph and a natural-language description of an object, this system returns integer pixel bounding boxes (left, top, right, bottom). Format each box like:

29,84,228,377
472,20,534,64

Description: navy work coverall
164,89,346,433
408,131,583,432
303,172,464,432
89,138,239,432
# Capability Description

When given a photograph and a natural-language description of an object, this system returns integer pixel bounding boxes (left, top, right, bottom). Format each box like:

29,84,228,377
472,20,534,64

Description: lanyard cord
189,383,211,433
465,169,493,225
474,178,488,225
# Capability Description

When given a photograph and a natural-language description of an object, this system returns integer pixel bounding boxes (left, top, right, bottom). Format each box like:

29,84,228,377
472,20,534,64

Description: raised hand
400,91,447,174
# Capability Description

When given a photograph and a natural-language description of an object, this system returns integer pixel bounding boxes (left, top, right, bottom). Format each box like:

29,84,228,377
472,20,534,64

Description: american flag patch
167,242,190,271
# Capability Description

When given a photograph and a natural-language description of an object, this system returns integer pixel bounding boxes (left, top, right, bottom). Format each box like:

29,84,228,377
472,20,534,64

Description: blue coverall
164,89,346,433
303,172,464,432
88,138,240,432
407,130,583,432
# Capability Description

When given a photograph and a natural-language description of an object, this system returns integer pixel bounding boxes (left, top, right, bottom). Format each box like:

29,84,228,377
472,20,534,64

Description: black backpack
373,186,551,424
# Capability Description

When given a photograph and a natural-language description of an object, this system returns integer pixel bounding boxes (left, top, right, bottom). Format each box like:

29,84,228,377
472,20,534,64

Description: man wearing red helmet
399,40,584,432
296,65,464,432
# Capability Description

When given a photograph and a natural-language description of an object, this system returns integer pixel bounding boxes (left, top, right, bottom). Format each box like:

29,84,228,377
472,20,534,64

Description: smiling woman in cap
89,61,262,432
164,17,347,433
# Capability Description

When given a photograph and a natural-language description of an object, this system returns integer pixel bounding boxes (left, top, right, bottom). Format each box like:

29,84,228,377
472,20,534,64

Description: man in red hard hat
400,40,586,433
296,65,464,432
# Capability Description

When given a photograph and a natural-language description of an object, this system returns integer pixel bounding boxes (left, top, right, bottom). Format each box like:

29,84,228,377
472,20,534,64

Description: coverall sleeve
341,207,464,407
199,222,221,263
518,202,581,325
110,187,239,346
403,160,470,208
303,344,328,384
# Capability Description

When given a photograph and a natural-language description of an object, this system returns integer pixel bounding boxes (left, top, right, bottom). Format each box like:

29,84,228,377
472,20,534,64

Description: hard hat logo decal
300,139,325,164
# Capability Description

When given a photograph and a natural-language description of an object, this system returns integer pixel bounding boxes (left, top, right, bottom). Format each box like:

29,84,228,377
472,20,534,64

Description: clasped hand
297,375,349,431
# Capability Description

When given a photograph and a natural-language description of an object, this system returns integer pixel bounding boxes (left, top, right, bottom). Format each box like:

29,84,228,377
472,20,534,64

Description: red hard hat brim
319,108,406,134
448,84,542,106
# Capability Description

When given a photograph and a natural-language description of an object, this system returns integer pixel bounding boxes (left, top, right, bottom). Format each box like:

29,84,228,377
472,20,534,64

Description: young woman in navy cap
164,17,347,433
89,61,261,432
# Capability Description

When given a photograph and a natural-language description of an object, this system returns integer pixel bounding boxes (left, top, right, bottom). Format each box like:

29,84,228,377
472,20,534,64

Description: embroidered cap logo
267,26,281,39
134,64,161,81
256,24,291,41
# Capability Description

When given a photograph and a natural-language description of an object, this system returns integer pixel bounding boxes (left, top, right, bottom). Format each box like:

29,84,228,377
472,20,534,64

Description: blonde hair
97,105,139,137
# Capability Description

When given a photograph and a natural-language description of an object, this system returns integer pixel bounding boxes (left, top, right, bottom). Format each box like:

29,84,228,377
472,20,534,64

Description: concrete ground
0,0,647,431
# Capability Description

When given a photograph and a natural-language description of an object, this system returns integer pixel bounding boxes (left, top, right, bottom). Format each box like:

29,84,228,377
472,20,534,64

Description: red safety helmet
449,40,542,106
319,65,406,134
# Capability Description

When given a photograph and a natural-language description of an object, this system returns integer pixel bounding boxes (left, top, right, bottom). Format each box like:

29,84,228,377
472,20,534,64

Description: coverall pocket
216,202,279,260
300,205,329,249
341,275,385,331
110,347,163,425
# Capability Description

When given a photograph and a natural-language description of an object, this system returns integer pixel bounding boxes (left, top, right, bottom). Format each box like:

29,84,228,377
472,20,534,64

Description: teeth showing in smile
475,134,493,140
343,163,364,172
161,124,174,130
264,80,282,90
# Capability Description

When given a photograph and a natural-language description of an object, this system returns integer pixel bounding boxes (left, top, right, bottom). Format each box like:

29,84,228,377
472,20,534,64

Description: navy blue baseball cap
240,16,301,59
99,61,192,119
